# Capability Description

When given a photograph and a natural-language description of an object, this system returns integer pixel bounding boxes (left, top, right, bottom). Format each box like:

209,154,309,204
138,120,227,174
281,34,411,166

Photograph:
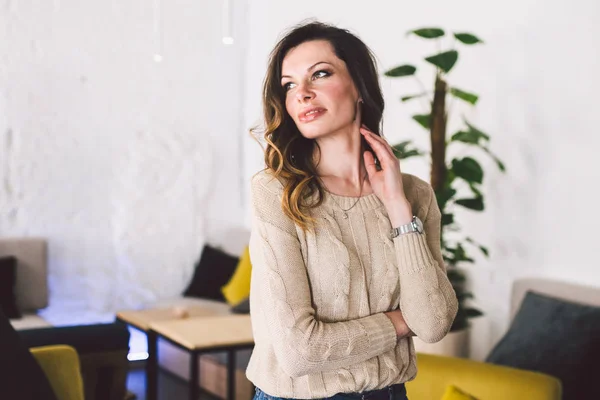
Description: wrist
387,199,413,227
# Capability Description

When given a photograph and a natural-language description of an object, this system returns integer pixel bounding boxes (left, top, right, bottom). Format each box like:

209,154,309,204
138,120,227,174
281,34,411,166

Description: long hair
256,21,385,231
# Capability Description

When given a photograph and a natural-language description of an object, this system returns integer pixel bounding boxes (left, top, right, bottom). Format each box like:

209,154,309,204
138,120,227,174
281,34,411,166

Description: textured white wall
241,0,600,359
0,0,249,316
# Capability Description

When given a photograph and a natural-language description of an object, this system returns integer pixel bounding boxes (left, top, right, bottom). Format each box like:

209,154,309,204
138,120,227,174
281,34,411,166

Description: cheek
327,83,356,118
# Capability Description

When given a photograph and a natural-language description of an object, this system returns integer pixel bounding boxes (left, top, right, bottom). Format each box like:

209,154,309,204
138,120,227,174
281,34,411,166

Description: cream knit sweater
245,170,458,398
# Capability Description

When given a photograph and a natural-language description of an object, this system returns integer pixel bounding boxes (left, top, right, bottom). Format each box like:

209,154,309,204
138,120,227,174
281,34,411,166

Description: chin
297,123,334,140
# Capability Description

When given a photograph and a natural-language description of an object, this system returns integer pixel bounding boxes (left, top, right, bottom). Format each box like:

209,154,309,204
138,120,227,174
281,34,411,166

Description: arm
394,183,458,343
250,173,398,378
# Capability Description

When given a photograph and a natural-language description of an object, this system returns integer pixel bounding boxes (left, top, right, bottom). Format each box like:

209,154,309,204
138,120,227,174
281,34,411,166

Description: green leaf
464,120,490,140
447,244,475,264
468,183,482,197
452,157,484,184
391,141,424,160
447,268,466,283
455,197,485,211
451,315,469,331
449,87,479,105
409,28,445,39
481,146,506,172
465,308,484,318
479,245,489,257
454,33,484,45
456,292,474,302
435,186,457,210
384,65,417,77
425,50,458,73
441,213,454,227
412,114,431,129
451,130,488,145
466,237,490,257
401,92,428,102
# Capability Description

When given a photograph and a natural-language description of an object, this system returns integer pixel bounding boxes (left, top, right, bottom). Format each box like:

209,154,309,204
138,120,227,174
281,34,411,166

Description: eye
312,70,331,80
282,82,296,91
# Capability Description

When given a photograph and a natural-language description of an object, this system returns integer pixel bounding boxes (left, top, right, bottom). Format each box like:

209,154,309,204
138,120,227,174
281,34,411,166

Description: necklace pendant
342,212,348,219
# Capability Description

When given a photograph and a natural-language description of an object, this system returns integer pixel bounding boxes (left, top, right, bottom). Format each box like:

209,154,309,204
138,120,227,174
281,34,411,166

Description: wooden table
116,306,220,400
148,315,255,400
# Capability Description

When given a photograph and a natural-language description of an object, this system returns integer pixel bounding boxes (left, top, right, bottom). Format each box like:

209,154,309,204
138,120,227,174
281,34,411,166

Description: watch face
413,216,424,234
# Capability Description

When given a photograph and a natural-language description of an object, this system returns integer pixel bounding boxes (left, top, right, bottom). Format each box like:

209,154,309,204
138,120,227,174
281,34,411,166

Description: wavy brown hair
256,21,385,230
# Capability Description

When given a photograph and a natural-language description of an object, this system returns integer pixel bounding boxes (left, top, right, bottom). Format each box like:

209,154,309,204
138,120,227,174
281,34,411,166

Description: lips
298,107,327,122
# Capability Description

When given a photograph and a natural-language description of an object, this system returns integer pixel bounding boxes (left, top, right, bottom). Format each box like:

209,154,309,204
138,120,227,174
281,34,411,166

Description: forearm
394,233,458,343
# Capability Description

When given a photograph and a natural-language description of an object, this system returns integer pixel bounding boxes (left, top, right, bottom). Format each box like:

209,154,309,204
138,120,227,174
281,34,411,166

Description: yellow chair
30,345,85,400
406,353,562,400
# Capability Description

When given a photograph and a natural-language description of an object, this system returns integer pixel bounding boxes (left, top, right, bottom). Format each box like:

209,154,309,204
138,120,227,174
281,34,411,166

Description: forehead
281,40,341,74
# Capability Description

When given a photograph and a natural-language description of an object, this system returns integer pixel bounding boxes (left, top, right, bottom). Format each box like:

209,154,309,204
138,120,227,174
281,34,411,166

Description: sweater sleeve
394,182,458,343
249,172,398,378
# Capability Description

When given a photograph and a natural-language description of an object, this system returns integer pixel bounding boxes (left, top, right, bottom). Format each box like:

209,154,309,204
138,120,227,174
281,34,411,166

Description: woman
246,21,458,400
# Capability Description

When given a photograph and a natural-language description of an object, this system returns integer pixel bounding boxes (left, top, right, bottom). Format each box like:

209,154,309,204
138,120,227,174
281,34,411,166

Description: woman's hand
360,126,413,226
384,309,414,339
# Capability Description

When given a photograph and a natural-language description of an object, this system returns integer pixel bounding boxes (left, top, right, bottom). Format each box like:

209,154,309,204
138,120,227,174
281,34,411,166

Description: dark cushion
183,245,239,302
486,291,600,400
231,297,250,314
0,256,21,319
0,307,59,400
19,322,130,354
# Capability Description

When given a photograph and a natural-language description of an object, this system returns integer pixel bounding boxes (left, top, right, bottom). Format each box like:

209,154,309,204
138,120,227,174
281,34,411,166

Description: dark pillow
0,256,21,319
231,297,250,314
0,308,59,400
486,291,600,400
183,245,239,302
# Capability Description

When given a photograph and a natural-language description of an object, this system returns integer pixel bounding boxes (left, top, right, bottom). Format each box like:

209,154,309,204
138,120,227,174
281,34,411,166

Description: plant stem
430,74,448,192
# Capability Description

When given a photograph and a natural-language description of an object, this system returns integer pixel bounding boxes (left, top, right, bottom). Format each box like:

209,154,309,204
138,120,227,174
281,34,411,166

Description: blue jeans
253,383,408,400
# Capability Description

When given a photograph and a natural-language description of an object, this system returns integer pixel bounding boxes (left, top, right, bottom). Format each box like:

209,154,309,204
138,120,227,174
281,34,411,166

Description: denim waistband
336,383,406,400
255,383,407,400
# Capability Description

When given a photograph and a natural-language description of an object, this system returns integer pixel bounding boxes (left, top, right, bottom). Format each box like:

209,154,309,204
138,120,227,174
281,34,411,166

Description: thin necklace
318,173,367,219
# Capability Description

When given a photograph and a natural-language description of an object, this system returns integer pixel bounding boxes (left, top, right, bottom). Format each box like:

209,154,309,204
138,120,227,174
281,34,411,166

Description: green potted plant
384,28,506,355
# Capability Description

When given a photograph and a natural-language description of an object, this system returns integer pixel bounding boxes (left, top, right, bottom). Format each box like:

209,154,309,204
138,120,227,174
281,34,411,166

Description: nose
295,83,315,103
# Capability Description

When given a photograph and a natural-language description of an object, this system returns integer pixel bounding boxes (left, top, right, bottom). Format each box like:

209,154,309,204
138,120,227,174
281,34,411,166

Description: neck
313,128,367,190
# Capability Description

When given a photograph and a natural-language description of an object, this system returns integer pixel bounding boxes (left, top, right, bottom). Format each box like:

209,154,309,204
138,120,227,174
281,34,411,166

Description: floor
126,364,223,400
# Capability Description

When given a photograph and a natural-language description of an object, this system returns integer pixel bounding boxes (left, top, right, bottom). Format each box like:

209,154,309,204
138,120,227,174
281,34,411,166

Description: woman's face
281,40,360,140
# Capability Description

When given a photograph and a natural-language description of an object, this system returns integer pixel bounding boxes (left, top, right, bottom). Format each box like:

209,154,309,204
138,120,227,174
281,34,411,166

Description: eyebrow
281,61,333,80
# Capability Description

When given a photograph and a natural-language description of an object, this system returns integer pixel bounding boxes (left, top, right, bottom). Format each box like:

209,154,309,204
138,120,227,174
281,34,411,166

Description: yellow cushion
30,345,84,400
221,246,252,306
441,385,478,400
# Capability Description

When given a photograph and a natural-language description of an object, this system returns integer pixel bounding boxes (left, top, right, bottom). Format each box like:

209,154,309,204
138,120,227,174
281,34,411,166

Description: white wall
2,0,598,359
0,0,249,318
241,0,600,359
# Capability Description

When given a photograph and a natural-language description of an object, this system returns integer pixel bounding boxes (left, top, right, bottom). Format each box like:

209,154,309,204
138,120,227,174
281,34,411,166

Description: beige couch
511,277,600,317
0,238,53,330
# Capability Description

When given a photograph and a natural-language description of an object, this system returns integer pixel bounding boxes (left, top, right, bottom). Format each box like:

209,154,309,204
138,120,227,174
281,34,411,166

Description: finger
360,127,396,159
361,128,397,166
363,127,397,158
363,150,378,178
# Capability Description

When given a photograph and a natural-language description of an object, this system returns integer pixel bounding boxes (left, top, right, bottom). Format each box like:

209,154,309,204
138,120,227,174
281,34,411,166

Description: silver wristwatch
390,216,424,238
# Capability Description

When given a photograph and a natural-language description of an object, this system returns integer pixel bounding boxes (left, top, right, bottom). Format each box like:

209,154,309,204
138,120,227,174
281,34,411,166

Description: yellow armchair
406,353,562,400
30,345,85,400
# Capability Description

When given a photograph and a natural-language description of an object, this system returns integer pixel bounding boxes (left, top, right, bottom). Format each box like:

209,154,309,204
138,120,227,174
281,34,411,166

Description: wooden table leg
227,349,236,400
147,330,158,400
190,351,199,400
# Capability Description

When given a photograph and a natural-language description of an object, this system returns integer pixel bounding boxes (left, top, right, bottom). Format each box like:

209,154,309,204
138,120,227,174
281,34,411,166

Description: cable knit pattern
246,170,458,398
